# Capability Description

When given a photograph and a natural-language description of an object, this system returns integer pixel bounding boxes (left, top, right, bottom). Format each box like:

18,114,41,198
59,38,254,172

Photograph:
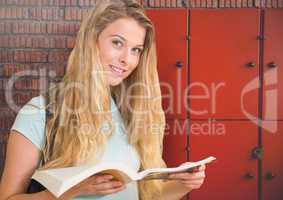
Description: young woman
0,0,206,199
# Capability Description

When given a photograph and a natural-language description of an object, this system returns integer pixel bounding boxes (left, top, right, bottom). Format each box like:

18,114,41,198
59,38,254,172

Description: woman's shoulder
17,95,46,118
11,95,47,150
25,95,46,109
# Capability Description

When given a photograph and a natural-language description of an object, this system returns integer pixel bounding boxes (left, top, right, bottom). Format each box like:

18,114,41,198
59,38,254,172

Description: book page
138,156,216,180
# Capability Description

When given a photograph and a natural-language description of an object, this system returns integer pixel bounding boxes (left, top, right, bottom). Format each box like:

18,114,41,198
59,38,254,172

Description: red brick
48,64,66,77
12,91,35,105
6,0,45,6
14,51,48,63
248,0,254,6
54,37,67,49
272,0,277,7
65,8,81,21
12,22,46,34
25,37,32,47
0,115,15,129
242,0,248,7
1,91,36,110
14,51,25,63
47,22,79,35
188,0,195,7
29,7,64,20
0,36,9,48
212,0,218,7
65,8,89,21
31,51,48,62
0,51,14,63
0,22,12,34
258,0,263,7
205,0,212,8
0,91,5,104
48,50,70,62
0,107,16,117
0,7,29,19
65,0,78,6
0,79,9,90
35,37,67,49
235,0,241,7
2,64,32,77
2,63,51,77
14,78,40,90
78,0,96,7
67,37,75,49
0,65,4,76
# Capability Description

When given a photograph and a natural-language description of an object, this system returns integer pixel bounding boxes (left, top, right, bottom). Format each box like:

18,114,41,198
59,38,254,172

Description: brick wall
0,0,282,177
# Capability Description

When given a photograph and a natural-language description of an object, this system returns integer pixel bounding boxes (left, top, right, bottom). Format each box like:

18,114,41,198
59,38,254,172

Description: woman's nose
119,48,129,65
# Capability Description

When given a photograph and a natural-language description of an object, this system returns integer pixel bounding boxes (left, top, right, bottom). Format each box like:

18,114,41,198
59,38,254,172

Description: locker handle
265,171,276,180
267,62,277,68
175,61,183,68
244,172,254,179
246,62,256,68
251,146,263,160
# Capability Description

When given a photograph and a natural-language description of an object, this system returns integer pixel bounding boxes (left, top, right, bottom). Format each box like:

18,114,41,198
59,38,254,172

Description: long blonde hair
41,0,166,199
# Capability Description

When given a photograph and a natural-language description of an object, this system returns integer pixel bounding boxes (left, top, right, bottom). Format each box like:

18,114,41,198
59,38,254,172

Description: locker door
190,9,260,120
163,119,187,200
163,119,187,167
147,9,188,119
189,121,258,200
262,121,283,200
263,9,283,120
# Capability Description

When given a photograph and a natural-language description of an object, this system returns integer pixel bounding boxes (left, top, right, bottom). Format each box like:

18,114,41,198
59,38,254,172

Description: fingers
76,174,126,196
180,179,204,185
92,180,124,191
168,163,207,191
91,175,114,184
88,174,125,191
198,164,206,171
94,185,125,195
168,171,205,181
180,182,204,189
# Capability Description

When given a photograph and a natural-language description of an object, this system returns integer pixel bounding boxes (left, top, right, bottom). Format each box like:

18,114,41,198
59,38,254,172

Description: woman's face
97,17,146,86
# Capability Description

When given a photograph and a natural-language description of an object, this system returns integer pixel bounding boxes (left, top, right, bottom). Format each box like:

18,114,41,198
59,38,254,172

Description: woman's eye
132,48,142,55
112,40,123,47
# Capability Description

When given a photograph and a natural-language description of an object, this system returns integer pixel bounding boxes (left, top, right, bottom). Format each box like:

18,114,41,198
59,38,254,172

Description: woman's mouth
109,65,127,75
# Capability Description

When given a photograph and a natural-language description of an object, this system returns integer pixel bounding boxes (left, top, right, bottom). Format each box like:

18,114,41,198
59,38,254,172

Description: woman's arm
0,131,126,200
0,131,57,200
161,180,192,200
161,164,206,200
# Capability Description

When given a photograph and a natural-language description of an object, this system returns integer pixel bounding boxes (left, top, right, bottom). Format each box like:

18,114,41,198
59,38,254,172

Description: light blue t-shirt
11,95,140,200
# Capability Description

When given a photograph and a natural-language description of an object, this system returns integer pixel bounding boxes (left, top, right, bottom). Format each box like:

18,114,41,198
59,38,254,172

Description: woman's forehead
101,18,146,46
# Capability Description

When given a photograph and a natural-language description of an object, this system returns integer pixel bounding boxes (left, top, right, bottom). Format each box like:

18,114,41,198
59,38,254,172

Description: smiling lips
109,64,127,74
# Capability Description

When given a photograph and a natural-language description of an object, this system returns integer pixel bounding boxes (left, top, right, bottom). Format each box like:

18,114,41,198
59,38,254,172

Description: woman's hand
167,164,206,191
60,174,126,199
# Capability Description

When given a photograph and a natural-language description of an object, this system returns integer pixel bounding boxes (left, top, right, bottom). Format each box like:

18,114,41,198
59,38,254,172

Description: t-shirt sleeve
11,96,46,151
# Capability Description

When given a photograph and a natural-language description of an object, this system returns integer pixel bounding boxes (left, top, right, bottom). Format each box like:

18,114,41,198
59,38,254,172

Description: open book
31,156,216,197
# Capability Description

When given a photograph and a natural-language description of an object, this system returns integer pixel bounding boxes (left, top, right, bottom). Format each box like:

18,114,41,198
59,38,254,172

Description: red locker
163,119,187,167
147,9,188,119
190,9,260,120
262,121,283,200
189,120,258,200
263,9,283,120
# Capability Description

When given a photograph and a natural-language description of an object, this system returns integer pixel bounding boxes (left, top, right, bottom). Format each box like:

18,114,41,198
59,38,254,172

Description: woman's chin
107,78,123,86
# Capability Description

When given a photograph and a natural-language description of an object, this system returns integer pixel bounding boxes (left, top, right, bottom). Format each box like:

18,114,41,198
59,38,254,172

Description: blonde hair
40,0,166,199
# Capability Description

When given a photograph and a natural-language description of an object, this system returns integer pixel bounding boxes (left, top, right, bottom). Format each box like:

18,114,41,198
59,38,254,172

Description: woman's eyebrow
110,34,144,47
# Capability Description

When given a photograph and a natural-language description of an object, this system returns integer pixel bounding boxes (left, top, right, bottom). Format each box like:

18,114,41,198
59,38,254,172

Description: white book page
138,156,216,180
32,162,140,197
